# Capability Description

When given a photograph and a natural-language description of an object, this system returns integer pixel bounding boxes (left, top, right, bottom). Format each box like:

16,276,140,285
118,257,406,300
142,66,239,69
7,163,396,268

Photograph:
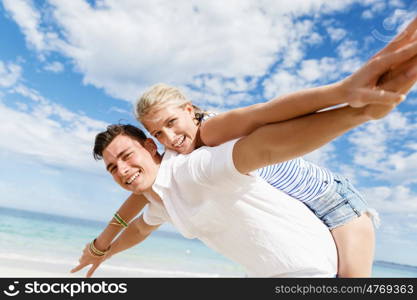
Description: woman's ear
184,103,195,115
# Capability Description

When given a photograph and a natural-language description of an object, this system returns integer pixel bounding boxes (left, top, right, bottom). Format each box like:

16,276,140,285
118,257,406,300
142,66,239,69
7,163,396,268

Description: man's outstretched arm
93,193,148,252
71,215,159,277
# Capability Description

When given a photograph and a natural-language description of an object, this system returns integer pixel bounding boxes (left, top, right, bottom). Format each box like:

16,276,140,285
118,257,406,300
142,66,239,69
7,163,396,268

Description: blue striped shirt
203,111,333,202
255,158,333,202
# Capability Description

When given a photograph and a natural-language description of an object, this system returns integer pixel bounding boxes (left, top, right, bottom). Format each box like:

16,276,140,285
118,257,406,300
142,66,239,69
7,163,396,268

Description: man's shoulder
168,140,239,163
167,140,240,183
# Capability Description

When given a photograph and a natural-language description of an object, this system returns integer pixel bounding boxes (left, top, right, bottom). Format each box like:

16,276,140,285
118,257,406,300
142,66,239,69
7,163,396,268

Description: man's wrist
93,238,110,253
329,81,348,103
352,106,374,122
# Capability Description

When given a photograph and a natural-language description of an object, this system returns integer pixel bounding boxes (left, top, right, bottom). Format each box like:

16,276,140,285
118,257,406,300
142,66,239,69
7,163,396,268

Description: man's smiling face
102,134,160,194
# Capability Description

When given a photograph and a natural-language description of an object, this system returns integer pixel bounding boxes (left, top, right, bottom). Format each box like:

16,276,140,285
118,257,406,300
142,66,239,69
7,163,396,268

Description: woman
134,83,379,278
73,17,417,277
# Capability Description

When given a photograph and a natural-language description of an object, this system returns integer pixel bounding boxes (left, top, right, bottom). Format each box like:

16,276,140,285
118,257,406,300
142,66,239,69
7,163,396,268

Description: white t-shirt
143,140,337,277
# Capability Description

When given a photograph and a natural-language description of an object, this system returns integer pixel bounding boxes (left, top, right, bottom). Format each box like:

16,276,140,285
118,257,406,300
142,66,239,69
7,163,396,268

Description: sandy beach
0,253,222,278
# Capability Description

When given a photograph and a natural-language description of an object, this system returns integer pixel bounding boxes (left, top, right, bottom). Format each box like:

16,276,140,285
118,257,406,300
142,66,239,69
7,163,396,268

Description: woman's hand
362,54,417,120
334,17,417,109
337,39,417,111
354,16,417,120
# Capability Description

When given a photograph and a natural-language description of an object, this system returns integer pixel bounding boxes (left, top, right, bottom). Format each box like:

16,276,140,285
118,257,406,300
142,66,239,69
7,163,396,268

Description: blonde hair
135,83,205,123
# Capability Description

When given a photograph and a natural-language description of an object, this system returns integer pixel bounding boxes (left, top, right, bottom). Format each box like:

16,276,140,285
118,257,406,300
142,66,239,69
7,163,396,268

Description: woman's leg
331,214,375,277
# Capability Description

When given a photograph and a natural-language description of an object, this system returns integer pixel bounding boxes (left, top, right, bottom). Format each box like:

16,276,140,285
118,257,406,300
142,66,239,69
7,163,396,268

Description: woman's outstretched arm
199,17,417,147
233,39,417,174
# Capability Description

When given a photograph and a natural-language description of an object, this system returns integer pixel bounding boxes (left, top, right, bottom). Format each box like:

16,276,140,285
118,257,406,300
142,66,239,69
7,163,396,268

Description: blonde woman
72,17,417,277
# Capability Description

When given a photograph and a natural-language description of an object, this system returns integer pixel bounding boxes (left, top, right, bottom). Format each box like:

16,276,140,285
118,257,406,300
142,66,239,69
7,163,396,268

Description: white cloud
360,0,390,19
184,75,258,108
45,0,284,101
0,87,108,174
347,110,417,185
2,0,47,51
0,61,22,87
0,157,131,221
43,61,64,73
337,40,359,59
108,106,131,115
13,84,47,103
3,0,374,105
326,26,347,42
336,164,360,185
370,1,387,13
262,69,309,100
388,0,405,7
298,58,338,82
405,142,417,151
361,10,374,20
263,52,362,100
362,185,417,214
303,142,337,170
305,32,324,46
15,102,28,111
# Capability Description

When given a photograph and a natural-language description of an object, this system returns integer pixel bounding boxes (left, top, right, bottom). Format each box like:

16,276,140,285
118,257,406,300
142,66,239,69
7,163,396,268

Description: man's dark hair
93,124,148,160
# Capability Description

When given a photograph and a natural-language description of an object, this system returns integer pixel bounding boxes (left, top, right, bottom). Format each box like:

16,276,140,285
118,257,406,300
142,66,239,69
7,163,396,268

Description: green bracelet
113,213,128,228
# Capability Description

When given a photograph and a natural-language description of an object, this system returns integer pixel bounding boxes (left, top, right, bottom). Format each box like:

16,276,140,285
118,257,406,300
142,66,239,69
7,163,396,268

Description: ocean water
0,206,244,277
0,206,416,278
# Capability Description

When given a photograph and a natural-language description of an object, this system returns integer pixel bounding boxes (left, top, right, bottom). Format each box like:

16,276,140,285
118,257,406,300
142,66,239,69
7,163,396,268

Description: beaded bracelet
112,212,128,228
89,239,108,257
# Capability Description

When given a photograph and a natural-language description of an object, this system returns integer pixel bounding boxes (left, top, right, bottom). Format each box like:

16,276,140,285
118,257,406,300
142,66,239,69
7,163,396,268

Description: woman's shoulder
202,111,218,121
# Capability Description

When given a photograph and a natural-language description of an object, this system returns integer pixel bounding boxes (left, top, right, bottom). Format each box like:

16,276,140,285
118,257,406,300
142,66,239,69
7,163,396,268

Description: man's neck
145,188,163,204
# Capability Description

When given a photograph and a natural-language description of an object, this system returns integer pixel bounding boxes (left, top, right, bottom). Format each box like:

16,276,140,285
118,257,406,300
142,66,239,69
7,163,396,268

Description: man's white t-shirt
143,140,337,277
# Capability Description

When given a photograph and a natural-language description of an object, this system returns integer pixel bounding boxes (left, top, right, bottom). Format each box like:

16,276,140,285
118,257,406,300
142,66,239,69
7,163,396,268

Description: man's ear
144,138,158,155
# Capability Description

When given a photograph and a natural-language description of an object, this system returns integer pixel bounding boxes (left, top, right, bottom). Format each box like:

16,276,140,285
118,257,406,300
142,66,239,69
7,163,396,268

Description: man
71,18,417,277
78,93,402,277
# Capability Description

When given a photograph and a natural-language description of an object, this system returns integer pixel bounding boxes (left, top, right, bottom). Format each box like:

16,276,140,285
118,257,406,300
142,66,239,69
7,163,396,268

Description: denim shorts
303,174,379,230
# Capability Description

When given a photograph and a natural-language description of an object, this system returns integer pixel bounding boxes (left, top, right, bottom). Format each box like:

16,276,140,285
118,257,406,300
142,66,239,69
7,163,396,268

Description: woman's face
142,103,199,154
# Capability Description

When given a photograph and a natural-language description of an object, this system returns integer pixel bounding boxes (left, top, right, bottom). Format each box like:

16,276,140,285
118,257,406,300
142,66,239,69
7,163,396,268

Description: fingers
378,56,417,94
381,71,417,95
87,263,100,278
372,16,417,58
363,103,396,120
368,40,417,80
70,263,88,274
357,88,405,107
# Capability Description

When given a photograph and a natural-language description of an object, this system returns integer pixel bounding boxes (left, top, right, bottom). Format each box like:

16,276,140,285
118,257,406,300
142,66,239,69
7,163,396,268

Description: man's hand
338,40,417,110
360,16,417,120
70,243,109,278
333,16,417,111
363,54,417,120
340,16,417,120
372,16,417,62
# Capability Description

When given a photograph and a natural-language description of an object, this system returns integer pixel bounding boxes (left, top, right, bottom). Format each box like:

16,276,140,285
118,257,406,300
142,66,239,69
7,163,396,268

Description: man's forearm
234,105,371,174
94,193,148,252
107,217,150,257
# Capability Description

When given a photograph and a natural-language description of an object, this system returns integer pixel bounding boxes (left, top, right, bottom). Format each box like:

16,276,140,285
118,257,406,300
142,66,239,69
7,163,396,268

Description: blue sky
0,0,416,266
